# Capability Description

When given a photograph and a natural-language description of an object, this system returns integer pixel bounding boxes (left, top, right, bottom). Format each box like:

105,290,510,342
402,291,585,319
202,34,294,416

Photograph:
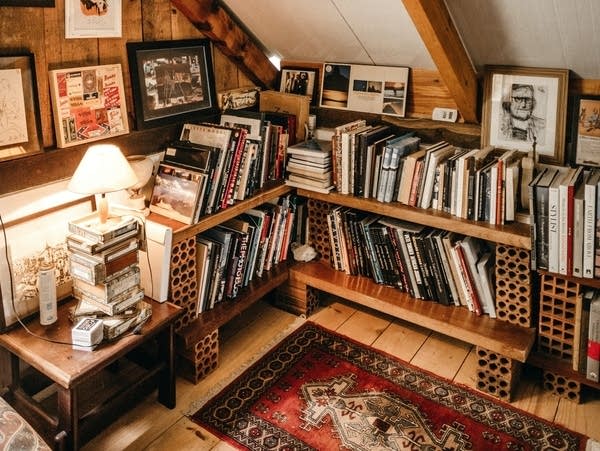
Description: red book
220,127,248,209
565,167,584,276
453,241,483,316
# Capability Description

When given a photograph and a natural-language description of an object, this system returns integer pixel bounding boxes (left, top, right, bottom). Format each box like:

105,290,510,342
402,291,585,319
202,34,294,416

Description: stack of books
66,213,151,343
285,139,334,193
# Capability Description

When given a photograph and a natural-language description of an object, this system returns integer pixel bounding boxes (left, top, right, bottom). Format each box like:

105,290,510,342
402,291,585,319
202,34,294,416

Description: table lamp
68,144,138,225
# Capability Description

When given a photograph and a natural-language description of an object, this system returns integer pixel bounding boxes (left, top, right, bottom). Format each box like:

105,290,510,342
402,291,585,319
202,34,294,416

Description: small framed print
48,63,129,148
571,94,600,167
279,68,318,105
481,65,569,165
65,0,122,39
0,53,43,162
127,38,219,130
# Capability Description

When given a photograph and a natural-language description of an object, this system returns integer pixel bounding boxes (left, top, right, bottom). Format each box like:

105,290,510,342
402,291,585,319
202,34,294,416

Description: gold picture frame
481,65,569,165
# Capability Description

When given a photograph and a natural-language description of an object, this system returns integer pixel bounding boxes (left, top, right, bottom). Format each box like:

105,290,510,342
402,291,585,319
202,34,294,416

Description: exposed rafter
402,0,478,123
170,0,278,89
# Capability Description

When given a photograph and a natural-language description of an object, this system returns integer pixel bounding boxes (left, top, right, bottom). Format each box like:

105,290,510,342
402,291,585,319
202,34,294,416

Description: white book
583,170,600,278
376,146,393,202
476,252,496,318
419,143,454,209
572,182,585,278
504,160,520,222
547,171,563,274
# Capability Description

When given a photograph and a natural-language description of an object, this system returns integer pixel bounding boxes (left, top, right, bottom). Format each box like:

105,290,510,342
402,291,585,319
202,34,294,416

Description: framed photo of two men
481,65,569,165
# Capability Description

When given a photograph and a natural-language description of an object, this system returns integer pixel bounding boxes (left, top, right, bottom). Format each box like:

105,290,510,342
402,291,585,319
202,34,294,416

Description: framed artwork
0,196,95,332
65,0,122,39
570,94,600,167
127,39,219,130
279,67,318,105
320,62,409,117
0,53,43,162
0,1,54,6
481,65,569,165
48,63,129,148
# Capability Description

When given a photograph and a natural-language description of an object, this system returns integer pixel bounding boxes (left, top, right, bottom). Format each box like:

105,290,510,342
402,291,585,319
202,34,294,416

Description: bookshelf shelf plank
291,261,536,362
296,188,531,250
538,270,600,290
175,261,292,349
528,352,600,390
148,182,292,244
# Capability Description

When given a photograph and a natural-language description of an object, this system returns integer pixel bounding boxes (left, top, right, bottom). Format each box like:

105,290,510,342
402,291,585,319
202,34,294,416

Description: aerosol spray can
38,263,57,326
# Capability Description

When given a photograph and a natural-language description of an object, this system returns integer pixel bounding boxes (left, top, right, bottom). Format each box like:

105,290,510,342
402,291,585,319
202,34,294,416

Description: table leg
157,324,176,408
57,387,78,451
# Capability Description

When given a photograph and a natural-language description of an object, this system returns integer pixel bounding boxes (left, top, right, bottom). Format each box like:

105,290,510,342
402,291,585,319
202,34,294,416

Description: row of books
284,138,334,193
326,207,497,317
330,119,525,225
149,111,296,225
574,288,600,382
66,213,149,344
529,166,600,278
194,194,305,314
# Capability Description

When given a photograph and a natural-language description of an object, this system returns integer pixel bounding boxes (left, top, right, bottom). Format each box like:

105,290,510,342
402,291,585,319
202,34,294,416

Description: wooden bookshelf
538,269,600,290
528,352,600,390
295,188,532,250
148,182,293,244
291,261,536,362
176,261,292,348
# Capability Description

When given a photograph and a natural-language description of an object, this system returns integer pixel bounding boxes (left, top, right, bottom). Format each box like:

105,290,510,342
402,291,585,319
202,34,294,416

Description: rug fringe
588,438,600,450
185,315,307,416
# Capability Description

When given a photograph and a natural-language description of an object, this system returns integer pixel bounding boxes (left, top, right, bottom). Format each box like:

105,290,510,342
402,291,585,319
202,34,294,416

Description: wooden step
291,260,535,362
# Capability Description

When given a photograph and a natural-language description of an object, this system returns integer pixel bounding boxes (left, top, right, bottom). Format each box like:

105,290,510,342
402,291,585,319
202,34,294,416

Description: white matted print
320,63,409,117
65,0,122,38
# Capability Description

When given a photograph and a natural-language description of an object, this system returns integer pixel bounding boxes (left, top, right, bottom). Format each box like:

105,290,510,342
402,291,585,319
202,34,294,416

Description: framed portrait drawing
279,67,318,105
571,94,600,167
0,196,95,332
481,65,569,165
0,53,43,163
127,39,219,130
65,0,122,38
48,63,130,148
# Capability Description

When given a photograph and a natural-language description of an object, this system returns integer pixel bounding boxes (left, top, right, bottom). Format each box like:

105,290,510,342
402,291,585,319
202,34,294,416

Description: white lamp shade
68,144,138,195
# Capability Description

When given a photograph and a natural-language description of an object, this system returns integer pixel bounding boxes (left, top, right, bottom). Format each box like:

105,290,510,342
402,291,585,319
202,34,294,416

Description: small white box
71,318,104,346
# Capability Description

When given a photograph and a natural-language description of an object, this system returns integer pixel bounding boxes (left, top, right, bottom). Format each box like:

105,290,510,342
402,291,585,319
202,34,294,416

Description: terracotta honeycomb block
308,198,332,263
543,370,581,403
495,245,533,328
537,274,579,360
169,237,198,333
177,329,219,384
475,346,521,402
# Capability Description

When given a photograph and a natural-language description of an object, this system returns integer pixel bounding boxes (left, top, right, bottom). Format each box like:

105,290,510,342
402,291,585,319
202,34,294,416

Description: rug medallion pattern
192,323,586,450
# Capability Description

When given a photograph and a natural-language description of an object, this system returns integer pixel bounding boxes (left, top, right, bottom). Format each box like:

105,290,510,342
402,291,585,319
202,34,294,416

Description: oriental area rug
190,322,589,450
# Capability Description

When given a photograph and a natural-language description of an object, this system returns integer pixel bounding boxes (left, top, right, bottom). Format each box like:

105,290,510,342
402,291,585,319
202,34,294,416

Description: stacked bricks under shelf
169,236,219,383
476,346,522,402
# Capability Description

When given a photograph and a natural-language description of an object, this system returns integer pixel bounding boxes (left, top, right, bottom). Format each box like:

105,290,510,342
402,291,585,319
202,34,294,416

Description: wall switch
432,107,458,122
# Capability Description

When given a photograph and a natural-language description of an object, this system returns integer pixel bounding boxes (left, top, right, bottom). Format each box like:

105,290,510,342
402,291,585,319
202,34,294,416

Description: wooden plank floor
83,297,600,450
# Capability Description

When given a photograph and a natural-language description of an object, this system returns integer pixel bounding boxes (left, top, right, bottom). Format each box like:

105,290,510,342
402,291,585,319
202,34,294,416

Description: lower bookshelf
290,260,536,362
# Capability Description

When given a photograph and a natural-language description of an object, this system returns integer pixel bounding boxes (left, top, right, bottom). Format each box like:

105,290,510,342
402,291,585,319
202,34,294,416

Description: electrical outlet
432,107,458,122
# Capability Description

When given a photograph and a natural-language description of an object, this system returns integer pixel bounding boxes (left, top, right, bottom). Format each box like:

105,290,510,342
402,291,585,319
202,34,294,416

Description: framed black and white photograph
65,0,122,38
279,67,318,105
481,65,569,165
0,53,43,163
320,62,409,117
0,196,95,331
127,39,219,130
571,94,600,167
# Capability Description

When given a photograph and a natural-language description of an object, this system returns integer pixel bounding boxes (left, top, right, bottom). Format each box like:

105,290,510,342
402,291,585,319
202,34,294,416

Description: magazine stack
66,213,151,347
285,139,334,193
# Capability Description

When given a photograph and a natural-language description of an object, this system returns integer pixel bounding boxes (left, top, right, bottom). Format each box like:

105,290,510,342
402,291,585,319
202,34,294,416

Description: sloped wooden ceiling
172,0,477,122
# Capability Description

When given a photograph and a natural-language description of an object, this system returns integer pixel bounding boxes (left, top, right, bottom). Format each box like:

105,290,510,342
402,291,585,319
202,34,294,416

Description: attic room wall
0,0,252,196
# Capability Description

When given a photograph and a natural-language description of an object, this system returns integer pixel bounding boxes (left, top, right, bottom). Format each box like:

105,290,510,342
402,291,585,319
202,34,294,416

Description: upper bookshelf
148,182,293,243
296,188,532,250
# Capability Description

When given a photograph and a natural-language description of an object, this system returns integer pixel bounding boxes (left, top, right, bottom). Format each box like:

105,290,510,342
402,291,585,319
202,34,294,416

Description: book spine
453,242,482,315
536,184,550,270
408,160,424,207
583,180,597,278
587,299,600,382
573,191,585,278
548,185,560,273
403,231,423,298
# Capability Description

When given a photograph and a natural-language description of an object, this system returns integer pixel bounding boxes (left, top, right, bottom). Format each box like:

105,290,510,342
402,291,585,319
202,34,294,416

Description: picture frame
127,38,219,130
481,65,569,165
279,67,319,105
0,53,43,163
320,62,409,117
0,196,95,332
65,0,122,39
48,63,130,148
570,94,600,167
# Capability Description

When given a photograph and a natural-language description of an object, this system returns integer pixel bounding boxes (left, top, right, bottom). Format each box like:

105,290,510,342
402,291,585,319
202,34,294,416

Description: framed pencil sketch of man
482,66,569,165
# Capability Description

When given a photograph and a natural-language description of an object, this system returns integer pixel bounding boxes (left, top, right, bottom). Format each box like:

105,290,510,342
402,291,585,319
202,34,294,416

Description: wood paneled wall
0,0,252,195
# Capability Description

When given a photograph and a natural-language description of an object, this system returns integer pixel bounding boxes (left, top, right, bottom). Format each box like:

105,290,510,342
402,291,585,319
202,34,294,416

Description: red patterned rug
191,322,588,450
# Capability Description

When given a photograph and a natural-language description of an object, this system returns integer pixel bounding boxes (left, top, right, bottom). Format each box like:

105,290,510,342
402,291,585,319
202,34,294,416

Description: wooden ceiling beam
170,0,278,89
402,0,478,123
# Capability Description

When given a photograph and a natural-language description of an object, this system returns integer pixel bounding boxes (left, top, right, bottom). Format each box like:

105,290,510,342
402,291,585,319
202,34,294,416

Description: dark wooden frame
0,53,43,163
127,38,219,130
0,195,95,332
279,67,319,106
570,94,600,167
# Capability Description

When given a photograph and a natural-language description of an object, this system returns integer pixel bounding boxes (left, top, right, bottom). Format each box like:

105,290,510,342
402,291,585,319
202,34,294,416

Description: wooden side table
0,298,182,451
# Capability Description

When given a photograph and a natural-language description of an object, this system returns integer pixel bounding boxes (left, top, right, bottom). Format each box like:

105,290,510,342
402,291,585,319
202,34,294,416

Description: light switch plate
432,107,458,122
